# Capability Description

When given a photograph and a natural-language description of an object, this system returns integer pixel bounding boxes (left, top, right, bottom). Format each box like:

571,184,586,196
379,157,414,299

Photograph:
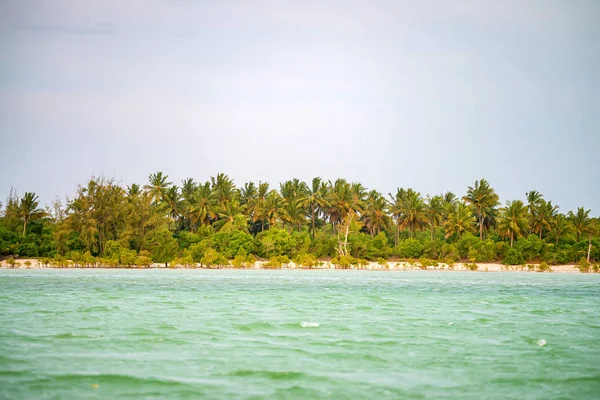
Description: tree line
0,173,598,268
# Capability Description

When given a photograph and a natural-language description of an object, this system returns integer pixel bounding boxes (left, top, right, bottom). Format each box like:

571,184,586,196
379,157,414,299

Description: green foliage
309,231,337,258
376,257,388,268
146,229,179,265
120,249,137,266
231,248,256,268
331,254,357,269
293,253,319,268
264,255,290,269
6,257,17,268
189,240,210,263
210,230,256,259
577,258,591,273
256,228,293,257
200,248,228,267
398,238,423,259
70,251,83,266
537,261,552,272
1,174,597,271
441,243,460,262
135,250,153,267
464,262,479,271
418,258,439,269
83,251,96,267
503,248,525,265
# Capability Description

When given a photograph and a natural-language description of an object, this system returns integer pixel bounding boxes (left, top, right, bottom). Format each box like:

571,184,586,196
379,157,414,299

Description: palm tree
533,199,558,239
362,190,391,236
550,214,572,244
398,190,428,238
444,201,476,240
214,200,248,232
144,172,172,205
189,182,217,230
280,198,306,232
163,186,184,223
263,192,283,229
426,195,444,241
497,200,529,247
211,173,236,208
304,177,329,238
8,192,47,237
526,190,544,234
463,179,499,240
325,179,353,233
388,189,406,247
568,207,591,242
253,182,271,231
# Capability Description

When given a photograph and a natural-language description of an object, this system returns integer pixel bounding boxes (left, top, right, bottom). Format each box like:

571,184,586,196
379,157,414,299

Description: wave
35,373,196,389
225,370,307,380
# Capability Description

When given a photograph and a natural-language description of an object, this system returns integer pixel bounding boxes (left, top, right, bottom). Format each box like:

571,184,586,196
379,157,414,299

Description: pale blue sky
0,0,598,214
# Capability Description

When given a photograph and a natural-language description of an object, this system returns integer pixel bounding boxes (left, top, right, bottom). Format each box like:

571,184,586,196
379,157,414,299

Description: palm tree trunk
588,236,592,263
311,206,316,238
22,219,27,237
510,232,514,247
479,215,483,240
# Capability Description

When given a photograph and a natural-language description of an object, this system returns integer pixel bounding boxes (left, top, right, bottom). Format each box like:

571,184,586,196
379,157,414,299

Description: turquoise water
1,270,599,399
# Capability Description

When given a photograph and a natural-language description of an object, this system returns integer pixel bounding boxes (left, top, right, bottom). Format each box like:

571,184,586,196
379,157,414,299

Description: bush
83,251,96,267
331,254,357,269
6,257,17,268
398,238,423,259
503,248,525,266
135,255,153,268
418,258,438,270
264,255,289,269
376,257,388,269
201,248,229,268
577,258,591,273
526,264,535,271
120,249,137,267
231,248,256,268
293,253,319,268
537,261,552,272
24,260,32,268
172,255,195,268
464,262,479,271
256,228,294,257
441,243,460,262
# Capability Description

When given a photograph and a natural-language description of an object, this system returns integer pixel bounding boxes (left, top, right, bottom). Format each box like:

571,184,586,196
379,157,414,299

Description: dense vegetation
1,174,598,268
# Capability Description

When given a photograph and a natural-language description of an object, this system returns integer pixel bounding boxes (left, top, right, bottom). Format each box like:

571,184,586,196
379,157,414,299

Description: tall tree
426,195,444,241
444,201,476,239
463,179,499,240
526,190,544,234
568,207,591,242
497,200,529,247
8,192,47,237
398,190,428,238
362,190,391,236
304,177,329,238
144,172,172,205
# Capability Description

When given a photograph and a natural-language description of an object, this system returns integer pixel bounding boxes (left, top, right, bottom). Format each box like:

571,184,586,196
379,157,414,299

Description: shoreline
0,259,587,273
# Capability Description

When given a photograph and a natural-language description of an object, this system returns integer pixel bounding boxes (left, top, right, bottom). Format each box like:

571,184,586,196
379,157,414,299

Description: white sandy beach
0,258,585,273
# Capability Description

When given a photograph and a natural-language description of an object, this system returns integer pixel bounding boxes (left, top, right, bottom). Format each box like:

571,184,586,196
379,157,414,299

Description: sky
0,0,598,214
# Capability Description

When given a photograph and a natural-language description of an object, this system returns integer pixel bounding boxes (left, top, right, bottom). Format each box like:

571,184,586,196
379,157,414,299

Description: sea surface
1,269,599,399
